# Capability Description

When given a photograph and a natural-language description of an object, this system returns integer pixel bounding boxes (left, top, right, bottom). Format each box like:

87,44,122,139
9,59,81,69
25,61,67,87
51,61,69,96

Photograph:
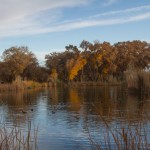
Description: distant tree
44,40,150,83
65,45,80,54
80,40,91,51
0,61,13,82
45,52,69,82
22,62,38,81
69,55,87,81
1,46,37,82
34,66,49,82
114,41,150,75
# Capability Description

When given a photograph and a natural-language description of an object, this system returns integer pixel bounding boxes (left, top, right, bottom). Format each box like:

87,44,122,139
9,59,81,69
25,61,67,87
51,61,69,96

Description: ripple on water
0,87,150,149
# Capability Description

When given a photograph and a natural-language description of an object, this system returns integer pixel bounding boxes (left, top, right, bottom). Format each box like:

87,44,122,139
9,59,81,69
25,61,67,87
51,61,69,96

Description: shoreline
0,81,47,92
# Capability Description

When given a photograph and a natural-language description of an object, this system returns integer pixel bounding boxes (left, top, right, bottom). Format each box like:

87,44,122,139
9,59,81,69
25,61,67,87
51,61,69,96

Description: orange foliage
66,58,75,71
69,57,87,80
50,69,58,80
68,89,81,111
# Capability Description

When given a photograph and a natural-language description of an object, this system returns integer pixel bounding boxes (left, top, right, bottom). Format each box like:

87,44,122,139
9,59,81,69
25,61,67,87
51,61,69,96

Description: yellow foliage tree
69,57,87,80
66,58,75,72
50,69,58,81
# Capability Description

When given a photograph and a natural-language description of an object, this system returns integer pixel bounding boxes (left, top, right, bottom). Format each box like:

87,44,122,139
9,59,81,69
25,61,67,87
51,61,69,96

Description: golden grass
0,81,47,92
125,70,150,94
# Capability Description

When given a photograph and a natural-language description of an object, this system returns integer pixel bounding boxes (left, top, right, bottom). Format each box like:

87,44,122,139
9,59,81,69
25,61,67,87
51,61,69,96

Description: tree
0,61,13,82
44,40,150,83
2,46,37,81
80,40,91,51
34,66,49,82
69,55,87,81
114,41,150,75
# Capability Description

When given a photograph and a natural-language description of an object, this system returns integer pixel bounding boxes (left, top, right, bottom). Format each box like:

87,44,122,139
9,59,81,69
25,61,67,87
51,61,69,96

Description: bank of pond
0,71,150,96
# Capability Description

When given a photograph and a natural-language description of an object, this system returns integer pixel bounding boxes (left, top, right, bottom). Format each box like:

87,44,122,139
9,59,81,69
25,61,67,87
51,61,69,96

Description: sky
0,0,150,62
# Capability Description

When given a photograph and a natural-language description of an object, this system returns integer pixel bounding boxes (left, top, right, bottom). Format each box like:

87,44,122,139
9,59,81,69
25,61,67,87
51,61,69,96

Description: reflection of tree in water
65,87,114,129
68,88,82,112
0,89,42,126
1,86,150,149
79,86,150,123
81,86,118,118
47,87,68,105
47,87,58,109
135,93,150,116
64,88,87,131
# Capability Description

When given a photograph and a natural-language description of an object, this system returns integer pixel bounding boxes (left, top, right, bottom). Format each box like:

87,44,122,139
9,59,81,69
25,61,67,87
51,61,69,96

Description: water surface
0,86,149,149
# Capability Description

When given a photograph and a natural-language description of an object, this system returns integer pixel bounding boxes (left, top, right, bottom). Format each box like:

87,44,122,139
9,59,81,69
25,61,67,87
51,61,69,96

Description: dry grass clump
22,80,47,89
87,104,150,150
0,81,47,92
0,123,38,150
125,69,150,94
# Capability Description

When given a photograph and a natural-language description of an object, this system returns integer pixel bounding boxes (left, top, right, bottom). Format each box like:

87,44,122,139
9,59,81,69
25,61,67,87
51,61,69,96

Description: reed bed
125,69,150,94
0,123,38,150
0,81,47,92
87,104,150,150
96,120,150,150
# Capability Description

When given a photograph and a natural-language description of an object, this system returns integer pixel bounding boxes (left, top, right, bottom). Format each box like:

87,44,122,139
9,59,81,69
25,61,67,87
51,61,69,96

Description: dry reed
0,81,47,92
0,122,38,150
86,103,150,150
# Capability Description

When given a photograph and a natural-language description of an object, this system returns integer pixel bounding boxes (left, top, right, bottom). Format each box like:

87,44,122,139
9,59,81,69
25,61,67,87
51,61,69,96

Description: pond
0,86,150,150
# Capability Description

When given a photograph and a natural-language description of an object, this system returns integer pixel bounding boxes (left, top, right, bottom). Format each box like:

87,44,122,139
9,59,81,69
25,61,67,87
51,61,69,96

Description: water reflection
0,86,150,149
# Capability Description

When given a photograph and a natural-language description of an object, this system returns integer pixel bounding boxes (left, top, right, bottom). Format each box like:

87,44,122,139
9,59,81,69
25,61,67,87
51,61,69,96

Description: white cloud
0,0,85,26
0,2,150,38
0,0,89,37
43,5,150,30
38,12,150,33
103,0,117,6
38,5,150,33
90,5,150,18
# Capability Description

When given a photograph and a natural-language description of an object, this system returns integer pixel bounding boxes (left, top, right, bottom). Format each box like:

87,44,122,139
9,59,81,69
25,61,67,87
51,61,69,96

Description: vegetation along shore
0,40,150,93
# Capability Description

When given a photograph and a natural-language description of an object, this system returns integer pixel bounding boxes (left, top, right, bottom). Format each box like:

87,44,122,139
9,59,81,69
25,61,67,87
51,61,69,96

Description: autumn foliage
69,56,87,80
45,40,150,82
0,40,149,83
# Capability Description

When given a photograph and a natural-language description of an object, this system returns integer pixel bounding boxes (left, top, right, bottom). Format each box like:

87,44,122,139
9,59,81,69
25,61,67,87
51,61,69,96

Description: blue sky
0,0,150,61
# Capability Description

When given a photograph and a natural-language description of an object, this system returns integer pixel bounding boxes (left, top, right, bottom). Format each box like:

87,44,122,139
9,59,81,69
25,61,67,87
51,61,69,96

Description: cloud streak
0,2,150,38
0,0,89,38
103,0,118,6
90,5,150,18
38,12,150,33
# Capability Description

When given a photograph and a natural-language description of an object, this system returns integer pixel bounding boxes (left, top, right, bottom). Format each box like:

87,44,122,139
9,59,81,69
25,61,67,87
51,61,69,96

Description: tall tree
2,46,37,81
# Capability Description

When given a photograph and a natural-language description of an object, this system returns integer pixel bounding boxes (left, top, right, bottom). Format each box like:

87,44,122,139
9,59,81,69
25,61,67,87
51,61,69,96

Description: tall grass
125,69,150,94
0,81,47,92
22,81,47,89
0,123,38,150
87,104,150,150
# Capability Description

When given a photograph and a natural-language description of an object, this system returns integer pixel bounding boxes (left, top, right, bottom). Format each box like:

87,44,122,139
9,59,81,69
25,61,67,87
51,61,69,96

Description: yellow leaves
91,53,103,68
50,69,58,80
66,58,75,71
69,56,87,80
97,54,102,61
68,89,81,111
103,67,109,74
96,53,103,67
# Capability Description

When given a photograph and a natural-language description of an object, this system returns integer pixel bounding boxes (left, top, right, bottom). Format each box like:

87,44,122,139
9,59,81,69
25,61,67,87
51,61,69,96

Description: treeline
0,40,149,83
0,46,49,83
45,40,149,82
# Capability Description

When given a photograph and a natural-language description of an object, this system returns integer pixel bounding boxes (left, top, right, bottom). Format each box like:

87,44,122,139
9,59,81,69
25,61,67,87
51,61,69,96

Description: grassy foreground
0,123,38,150
87,103,150,150
1,109,150,149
